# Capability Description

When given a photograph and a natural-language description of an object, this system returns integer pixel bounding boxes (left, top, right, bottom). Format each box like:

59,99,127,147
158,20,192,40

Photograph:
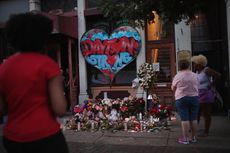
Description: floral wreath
137,63,157,90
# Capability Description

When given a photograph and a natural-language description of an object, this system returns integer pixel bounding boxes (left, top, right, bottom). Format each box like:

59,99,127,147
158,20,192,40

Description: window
151,48,171,82
147,12,173,41
147,44,175,83
87,60,137,86
190,12,224,72
146,12,175,82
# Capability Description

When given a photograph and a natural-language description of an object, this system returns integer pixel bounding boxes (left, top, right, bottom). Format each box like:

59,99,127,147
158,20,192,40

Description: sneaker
178,138,189,145
190,137,197,143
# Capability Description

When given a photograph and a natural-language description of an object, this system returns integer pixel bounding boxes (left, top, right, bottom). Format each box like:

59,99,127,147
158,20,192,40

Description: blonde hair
191,54,208,67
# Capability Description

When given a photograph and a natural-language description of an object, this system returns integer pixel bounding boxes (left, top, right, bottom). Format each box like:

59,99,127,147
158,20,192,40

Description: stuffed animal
109,109,118,121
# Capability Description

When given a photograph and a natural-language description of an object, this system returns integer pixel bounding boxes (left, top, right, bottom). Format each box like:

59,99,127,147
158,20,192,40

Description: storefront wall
77,0,147,104
77,0,178,106
77,0,230,109
0,0,229,109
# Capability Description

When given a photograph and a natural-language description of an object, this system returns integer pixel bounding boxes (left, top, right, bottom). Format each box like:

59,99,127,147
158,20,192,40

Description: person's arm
205,67,221,85
171,75,177,92
0,92,7,116
171,85,176,92
205,67,221,78
48,75,67,117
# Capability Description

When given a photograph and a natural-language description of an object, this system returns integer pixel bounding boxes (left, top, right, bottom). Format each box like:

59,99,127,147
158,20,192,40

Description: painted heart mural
80,26,141,82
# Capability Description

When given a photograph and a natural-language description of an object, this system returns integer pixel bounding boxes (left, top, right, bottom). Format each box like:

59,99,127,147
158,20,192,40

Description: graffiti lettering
86,52,132,72
113,52,132,71
86,55,110,69
81,37,139,57
81,39,105,57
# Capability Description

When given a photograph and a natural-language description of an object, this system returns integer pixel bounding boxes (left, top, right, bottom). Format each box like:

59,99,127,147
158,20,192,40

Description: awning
40,11,78,39
0,11,78,39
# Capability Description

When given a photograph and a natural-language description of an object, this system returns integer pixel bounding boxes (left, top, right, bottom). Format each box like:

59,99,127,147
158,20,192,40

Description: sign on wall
80,26,142,82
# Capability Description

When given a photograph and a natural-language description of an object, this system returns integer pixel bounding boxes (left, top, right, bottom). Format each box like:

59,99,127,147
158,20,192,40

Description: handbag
199,89,216,103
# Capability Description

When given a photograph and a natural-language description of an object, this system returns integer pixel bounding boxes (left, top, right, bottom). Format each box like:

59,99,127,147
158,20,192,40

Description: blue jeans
176,96,199,121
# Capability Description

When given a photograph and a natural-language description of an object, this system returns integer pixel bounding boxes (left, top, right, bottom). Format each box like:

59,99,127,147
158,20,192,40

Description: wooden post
56,45,61,67
68,39,73,112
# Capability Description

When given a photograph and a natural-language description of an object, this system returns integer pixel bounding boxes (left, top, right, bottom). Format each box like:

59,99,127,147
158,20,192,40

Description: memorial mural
80,26,141,82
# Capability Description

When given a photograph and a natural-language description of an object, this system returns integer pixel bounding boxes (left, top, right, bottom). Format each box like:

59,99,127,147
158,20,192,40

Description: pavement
1,112,230,153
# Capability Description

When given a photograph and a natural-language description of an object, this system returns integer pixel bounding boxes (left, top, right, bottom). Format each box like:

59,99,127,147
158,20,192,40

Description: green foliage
98,0,207,28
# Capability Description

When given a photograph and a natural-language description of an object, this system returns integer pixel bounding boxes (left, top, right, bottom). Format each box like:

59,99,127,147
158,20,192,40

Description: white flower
137,63,157,90
101,98,112,106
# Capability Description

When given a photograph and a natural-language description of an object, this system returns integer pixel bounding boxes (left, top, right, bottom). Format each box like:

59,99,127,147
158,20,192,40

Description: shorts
176,96,199,121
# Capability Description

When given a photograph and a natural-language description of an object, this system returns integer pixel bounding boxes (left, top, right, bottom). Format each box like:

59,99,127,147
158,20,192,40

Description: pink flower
95,105,103,111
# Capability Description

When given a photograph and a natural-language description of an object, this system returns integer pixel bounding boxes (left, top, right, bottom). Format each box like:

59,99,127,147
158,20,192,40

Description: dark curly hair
5,12,53,52
178,59,190,70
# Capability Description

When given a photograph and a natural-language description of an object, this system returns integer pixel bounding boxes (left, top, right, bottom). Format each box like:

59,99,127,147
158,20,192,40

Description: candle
149,116,153,123
104,92,108,99
139,113,142,120
140,121,143,132
77,122,81,131
124,122,128,131
91,121,95,130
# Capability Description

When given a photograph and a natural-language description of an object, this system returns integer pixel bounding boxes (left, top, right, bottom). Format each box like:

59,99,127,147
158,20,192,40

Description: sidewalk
1,114,230,153
64,114,230,153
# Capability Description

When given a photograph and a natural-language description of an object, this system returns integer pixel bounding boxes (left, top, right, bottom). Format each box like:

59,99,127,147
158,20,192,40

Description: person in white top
191,54,221,137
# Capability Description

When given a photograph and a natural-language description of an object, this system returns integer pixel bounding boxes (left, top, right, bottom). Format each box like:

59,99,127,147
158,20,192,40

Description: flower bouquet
149,104,173,120
119,96,145,118
137,63,158,90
